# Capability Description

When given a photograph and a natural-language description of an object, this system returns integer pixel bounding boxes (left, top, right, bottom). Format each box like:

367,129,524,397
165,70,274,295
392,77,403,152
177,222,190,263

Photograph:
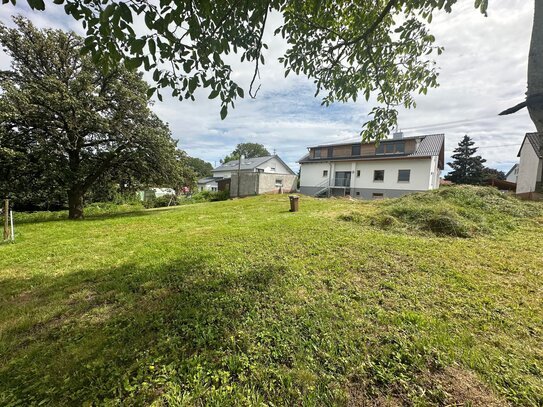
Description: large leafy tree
445,135,486,185
221,143,271,163
0,0,494,140
184,156,213,178
0,17,179,218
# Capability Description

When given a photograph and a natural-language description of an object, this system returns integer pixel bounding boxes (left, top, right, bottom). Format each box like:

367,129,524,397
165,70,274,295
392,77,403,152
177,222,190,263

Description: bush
142,195,177,209
194,190,230,202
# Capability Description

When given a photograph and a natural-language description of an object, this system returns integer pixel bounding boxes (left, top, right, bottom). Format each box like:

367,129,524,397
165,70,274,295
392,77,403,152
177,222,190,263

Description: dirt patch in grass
427,366,508,406
347,366,506,406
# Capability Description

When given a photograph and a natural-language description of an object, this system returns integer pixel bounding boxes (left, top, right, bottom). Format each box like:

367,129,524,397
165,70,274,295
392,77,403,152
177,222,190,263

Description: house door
334,171,351,187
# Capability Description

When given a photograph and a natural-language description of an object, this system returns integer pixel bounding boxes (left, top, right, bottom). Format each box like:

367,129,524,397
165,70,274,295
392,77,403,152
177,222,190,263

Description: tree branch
499,93,543,116
328,0,398,52
249,2,270,99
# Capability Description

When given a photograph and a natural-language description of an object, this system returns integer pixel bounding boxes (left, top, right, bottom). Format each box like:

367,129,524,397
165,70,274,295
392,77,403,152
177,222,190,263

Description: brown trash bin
289,195,299,212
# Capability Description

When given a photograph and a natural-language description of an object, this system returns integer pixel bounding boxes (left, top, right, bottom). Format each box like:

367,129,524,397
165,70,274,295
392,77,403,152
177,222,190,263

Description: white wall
258,157,292,174
506,165,519,183
300,162,332,188
198,182,218,192
212,170,232,179
517,142,542,194
300,158,434,191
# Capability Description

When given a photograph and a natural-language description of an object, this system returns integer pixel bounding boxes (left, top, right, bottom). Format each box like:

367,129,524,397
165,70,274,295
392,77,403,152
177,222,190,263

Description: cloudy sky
0,1,536,173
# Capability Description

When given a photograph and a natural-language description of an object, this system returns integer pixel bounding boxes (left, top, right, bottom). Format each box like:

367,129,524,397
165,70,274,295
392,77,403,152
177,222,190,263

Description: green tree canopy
183,156,213,178
221,143,271,164
0,17,179,218
481,167,506,182
445,135,486,185
1,0,491,140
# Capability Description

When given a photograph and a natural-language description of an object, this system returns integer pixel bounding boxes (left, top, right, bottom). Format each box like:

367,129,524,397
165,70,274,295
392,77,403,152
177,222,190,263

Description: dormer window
314,148,321,158
376,141,405,155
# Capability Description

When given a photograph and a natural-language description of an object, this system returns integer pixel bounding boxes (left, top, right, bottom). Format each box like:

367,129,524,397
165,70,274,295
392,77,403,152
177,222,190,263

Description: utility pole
237,155,244,198
3,198,9,241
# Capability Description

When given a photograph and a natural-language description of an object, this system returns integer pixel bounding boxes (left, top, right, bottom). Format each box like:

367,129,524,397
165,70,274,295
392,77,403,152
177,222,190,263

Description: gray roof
408,134,445,157
213,155,295,175
197,177,222,184
518,133,543,158
299,133,444,163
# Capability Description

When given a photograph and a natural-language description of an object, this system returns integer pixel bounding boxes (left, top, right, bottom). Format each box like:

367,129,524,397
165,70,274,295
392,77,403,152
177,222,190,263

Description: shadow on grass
13,208,168,225
0,254,280,405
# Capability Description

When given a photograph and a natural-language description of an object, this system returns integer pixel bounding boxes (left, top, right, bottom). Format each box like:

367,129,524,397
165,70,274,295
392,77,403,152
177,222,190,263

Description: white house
298,133,444,199
197,155,298,197
211,155,293,178
197,177,220,192
516,132,542,199
505,163,519,183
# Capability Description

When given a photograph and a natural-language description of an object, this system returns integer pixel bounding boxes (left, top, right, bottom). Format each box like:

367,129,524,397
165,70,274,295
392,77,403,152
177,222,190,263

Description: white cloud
0,0,536,173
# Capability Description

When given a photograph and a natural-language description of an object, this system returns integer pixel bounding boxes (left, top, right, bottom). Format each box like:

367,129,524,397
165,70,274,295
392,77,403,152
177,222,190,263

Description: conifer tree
445,135,486,185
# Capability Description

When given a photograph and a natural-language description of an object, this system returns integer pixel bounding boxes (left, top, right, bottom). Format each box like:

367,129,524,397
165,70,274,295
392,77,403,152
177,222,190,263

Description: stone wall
230,173,297,197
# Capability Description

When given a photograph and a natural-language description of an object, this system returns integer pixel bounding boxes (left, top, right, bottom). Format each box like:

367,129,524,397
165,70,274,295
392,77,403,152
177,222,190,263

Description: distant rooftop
213,155,276,172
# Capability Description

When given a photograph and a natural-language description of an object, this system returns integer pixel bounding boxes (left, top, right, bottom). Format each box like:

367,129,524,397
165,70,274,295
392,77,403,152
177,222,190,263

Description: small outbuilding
516,132,542,200
210,155,297,198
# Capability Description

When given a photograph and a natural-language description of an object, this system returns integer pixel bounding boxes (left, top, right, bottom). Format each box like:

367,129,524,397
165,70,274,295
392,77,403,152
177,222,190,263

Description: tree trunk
68,187,84,219
528,0,543,133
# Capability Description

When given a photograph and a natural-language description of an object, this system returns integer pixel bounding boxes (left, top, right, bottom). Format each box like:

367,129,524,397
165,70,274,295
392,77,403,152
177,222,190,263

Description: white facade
516,142,542,194
506,164,519,183
212,157,292,179
212,170,232,179
300,158,440,198
198,182,218,192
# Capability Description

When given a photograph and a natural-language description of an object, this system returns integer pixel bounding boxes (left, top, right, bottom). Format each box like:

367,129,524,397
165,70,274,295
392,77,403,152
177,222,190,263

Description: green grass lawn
1,187,542,406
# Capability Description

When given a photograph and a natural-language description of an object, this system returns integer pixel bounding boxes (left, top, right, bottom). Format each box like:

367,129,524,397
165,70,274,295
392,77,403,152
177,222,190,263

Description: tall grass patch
342,186,543,238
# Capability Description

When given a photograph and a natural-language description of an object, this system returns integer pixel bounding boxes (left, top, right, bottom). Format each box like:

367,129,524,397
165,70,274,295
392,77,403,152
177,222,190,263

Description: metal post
3,199,9,241
10,210,14,242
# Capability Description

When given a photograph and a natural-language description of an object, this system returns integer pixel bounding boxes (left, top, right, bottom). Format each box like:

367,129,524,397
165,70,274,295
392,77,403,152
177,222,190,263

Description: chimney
393,131,404,140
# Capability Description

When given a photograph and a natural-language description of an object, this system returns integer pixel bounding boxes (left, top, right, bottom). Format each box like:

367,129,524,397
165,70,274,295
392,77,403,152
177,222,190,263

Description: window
372,193,384,199
373,170,384,182
328,147,334,158
275,179,283,187
375,141,405,155
352,144,361,156
270,167,276,172
314,148,321,158
323,170,328,177
356,191,360,196
356,170,361,177
398,169,411,182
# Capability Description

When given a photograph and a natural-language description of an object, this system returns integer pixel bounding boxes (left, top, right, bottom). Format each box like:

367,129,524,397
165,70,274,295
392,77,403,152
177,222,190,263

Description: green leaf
236,87,244,98
208,90,220,99
220,105,227,120
118,2,133,23
27,0,45,10
125,57,143,70
103,4,116,19
148,38,156,56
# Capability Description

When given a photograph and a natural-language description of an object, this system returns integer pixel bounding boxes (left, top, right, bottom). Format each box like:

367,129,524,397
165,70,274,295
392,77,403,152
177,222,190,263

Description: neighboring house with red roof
298,132,444,199
516,132,543,199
